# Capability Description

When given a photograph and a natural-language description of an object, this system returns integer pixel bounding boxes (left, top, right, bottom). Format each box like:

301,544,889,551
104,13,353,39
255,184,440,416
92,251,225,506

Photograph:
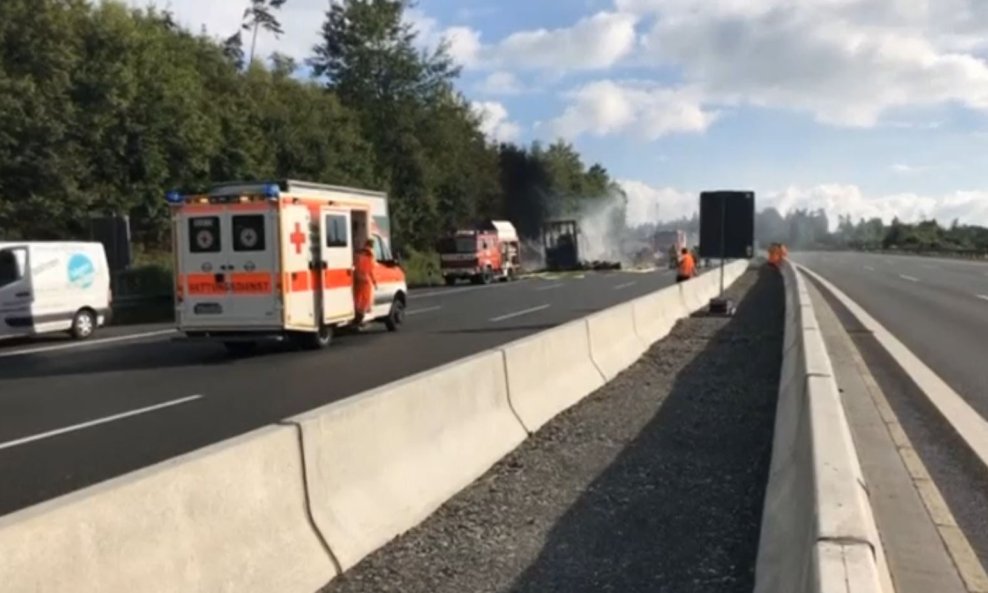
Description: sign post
698,190,755,316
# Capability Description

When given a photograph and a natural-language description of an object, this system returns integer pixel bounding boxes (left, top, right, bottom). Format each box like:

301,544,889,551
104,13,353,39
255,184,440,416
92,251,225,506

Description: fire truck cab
169,180,407,353
438,220,520,286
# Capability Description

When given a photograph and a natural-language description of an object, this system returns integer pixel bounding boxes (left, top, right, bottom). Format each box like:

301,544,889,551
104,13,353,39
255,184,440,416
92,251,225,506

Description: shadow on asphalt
507,267,784,593
0,327,396,379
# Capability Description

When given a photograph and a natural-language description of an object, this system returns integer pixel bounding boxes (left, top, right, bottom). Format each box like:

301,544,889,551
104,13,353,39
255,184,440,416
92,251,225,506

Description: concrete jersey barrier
754,261,890,593
288,349,529,573
0,426,335,593
0,259,755,592
500,318,606,433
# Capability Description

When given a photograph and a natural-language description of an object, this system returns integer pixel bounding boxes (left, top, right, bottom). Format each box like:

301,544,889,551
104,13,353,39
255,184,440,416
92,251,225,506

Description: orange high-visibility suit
354,245,377,315
676,251,696,283
768,244,781,267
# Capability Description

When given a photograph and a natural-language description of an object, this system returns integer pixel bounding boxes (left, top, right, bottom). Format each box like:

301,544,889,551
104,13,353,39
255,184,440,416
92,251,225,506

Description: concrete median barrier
0,426,335,593
631,287,688,345
587,302,647,381
289,349,528,574
754,261,891,593
501,319,606,433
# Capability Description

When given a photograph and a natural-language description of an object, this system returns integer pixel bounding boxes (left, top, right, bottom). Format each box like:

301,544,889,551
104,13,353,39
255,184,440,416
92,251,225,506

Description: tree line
0,0,624,257
643,207,988,256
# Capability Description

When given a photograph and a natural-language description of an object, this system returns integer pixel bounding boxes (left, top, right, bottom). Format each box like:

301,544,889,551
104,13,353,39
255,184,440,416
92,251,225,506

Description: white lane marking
490,304,550,323
534,283,564,292
0,329,176,359
899,274,920,282
976,295,988,302
864,266,875,272
410,282,514,299
613,281,637,291
406,305,441,316
0,395,203,452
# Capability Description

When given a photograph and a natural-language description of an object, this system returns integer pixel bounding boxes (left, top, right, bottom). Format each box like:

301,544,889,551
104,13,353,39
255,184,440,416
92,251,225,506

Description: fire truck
167,180,407,353
438,220,520,285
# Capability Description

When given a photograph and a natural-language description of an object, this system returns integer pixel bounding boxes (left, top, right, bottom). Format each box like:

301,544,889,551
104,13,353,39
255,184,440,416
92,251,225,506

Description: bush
401,248,441,287
114,263,174,298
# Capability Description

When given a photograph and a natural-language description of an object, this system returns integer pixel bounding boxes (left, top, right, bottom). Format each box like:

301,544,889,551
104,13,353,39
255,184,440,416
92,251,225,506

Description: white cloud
618,179,988,229
548,80,717,141
477,71,524,95
472,101,522,142
890,163,929,174
486,11,638,72
122,0,326,62
626,0,988,126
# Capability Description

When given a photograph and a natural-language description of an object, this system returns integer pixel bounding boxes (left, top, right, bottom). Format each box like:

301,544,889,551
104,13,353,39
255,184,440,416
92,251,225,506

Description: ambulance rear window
325,214,349,248
233,215,266,252
189,217,221,253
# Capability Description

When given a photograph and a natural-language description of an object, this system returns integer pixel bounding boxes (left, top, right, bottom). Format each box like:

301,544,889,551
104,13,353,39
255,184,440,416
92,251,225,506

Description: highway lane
796,252,988,419
0,265,694,515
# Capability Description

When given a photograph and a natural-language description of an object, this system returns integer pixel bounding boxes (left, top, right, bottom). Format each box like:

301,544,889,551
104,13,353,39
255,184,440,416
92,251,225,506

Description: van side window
189,217,221,253
0,248,26,287
233,215,266,252
325,214,349,248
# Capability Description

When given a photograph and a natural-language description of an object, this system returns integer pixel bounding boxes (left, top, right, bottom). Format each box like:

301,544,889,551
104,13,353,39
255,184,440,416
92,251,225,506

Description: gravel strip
321,267,784,593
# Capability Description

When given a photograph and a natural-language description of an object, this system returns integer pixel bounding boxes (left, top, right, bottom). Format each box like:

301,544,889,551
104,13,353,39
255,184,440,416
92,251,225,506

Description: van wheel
70,309,97,340
385,297,406,332
299,325,333,350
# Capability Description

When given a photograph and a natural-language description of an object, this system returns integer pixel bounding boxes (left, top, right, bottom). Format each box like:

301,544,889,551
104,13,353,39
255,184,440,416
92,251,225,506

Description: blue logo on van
67,253,96,288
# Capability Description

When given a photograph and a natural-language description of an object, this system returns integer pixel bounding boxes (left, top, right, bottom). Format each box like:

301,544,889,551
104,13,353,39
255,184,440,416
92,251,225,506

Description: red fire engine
438,220,520,285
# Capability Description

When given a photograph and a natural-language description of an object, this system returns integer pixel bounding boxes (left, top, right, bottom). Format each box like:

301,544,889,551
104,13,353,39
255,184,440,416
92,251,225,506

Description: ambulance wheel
385,297,406,332
300,326,333,350
223,341,257,356
70,309,97,340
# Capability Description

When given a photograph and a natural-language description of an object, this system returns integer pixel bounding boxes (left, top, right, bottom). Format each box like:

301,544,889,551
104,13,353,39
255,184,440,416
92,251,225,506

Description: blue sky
130,0,988,228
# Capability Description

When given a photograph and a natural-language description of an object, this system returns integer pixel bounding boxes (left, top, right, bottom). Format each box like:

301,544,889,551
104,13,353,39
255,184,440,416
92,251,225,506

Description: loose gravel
320,267,784,593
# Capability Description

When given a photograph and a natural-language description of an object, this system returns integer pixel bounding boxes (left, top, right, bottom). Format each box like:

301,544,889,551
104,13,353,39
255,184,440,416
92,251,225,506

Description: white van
0,242,112,341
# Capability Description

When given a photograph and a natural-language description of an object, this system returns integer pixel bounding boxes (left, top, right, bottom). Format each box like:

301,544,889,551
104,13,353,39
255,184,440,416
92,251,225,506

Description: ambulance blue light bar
165,190,184,204
262,183,281,198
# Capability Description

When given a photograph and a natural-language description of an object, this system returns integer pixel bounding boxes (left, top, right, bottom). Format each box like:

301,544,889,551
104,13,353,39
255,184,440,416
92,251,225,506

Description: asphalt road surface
795,252,988,419
797,251,988,566
0,266,693,516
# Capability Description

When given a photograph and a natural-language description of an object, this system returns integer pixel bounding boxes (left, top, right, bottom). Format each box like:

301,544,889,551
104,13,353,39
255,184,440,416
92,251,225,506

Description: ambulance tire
69,308,97,340
299,326,333,350
385,297,406,332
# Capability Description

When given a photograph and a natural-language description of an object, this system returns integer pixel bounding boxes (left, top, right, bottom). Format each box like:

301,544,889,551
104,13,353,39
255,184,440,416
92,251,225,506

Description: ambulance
168,180,408,353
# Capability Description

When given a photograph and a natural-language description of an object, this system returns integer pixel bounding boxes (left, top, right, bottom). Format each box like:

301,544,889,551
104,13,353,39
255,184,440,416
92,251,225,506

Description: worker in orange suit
354,238,378,325
676,247,696,283
768,244,781,267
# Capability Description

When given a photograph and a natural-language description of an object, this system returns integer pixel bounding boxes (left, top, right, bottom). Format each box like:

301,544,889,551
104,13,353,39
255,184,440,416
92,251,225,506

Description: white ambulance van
0,242,112,341
168,179,408,353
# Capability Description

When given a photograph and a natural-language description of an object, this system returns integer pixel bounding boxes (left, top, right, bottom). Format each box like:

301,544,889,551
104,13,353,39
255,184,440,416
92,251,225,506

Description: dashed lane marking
899,274,920,282
406,306,441,316
490,304,550,323
613,281,638,291
0,395,204,451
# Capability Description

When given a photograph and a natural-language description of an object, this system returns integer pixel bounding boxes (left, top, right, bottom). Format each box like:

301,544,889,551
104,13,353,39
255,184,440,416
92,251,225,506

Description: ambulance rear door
223,206,279,325
178,209,229,324
318,207,355,325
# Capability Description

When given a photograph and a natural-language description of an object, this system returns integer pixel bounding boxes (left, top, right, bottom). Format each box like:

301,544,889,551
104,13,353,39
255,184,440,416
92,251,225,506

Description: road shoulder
807,280,987,593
